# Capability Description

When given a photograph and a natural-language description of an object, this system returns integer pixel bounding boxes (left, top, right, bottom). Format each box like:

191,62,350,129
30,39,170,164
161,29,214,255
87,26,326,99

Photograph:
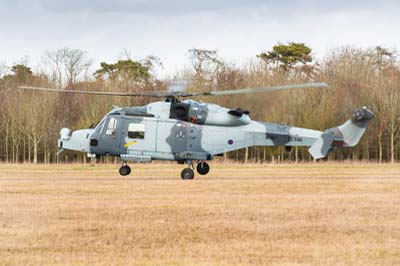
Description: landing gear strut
196,161,210,175
119,162,131,176
181,160,195,180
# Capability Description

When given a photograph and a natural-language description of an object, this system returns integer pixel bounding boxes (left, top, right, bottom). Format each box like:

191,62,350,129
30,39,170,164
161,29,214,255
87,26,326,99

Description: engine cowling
203,104,251,126
166,100,252,126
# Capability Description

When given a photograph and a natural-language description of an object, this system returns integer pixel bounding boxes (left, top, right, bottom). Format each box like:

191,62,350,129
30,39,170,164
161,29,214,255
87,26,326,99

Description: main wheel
181,168,195,180
119,165,131,176
196,162,210,175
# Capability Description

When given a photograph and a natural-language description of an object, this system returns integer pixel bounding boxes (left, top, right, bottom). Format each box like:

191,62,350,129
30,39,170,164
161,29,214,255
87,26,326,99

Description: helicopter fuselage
57,99,373,178
59,100,350,162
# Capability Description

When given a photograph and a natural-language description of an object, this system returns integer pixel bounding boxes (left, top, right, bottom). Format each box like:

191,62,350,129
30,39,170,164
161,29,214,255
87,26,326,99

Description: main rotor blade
186,82,329,97
18,82,329,99
18,86,168,98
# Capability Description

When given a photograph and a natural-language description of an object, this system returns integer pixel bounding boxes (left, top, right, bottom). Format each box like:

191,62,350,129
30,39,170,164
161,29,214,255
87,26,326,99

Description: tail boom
199,107,373,160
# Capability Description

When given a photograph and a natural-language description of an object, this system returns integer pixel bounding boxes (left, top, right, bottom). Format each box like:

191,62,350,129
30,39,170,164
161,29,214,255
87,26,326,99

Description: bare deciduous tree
188,49,223,88
42,48,93,88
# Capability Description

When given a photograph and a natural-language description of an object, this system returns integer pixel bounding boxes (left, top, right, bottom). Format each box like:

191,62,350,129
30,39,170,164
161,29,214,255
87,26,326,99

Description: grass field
0,163,400,266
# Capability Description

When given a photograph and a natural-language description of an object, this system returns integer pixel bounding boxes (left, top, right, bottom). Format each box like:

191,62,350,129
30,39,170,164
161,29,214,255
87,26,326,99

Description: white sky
1,0,399,78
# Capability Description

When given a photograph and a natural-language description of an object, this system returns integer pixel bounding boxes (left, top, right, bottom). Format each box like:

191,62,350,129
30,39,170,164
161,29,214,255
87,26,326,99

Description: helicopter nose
58,128,71,148
58,128,94,153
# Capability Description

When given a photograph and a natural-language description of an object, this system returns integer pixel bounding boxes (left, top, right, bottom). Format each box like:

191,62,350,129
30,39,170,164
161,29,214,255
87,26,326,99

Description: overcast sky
1,0,399,77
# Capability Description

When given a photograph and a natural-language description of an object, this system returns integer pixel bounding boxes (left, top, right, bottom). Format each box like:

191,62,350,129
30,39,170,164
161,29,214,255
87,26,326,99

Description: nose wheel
119,164,131,176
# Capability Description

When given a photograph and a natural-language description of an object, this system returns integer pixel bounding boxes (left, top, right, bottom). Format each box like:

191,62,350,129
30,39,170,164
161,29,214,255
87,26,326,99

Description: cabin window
106,117,118,135
128,123,145,139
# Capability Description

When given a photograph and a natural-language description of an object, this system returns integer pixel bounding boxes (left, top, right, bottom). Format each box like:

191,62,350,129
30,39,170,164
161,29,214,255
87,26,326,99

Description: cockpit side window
128,123,145,139
106,117,118,135
96,118,106,133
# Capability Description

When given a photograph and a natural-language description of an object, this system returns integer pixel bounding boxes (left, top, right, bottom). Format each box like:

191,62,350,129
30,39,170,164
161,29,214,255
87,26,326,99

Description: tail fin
335,107,374,147
308,107,374,159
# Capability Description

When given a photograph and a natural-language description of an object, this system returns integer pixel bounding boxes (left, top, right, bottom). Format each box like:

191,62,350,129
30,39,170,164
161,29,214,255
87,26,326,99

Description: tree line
0,43,399,164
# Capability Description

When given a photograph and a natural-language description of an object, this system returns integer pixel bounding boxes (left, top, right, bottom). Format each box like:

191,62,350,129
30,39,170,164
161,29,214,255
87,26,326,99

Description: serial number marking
266,134,303,142
290,136,303,142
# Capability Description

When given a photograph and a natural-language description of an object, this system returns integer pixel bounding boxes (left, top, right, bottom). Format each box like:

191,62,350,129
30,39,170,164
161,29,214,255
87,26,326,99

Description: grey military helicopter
19,82,374,179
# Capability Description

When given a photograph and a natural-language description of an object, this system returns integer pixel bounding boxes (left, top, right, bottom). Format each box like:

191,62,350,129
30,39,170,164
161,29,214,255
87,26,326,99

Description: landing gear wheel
181,168,195,180
119,165,131,176
196,162,210,175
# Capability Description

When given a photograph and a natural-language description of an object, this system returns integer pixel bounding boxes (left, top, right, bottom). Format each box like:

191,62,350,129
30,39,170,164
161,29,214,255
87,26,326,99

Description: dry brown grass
0,163,400,266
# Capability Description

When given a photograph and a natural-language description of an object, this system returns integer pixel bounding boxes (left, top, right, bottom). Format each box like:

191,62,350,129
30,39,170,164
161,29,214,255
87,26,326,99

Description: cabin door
124,118,157,153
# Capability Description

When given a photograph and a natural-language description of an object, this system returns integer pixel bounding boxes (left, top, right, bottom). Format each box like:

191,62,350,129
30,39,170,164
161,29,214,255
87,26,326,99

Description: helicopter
18,82,374,179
